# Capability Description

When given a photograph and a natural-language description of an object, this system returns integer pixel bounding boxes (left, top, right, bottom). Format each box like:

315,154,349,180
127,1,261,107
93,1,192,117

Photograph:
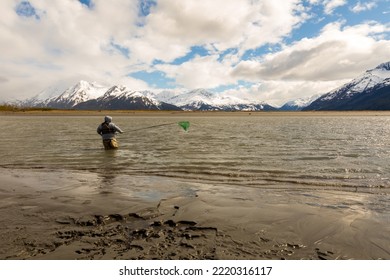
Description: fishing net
178,121,190,131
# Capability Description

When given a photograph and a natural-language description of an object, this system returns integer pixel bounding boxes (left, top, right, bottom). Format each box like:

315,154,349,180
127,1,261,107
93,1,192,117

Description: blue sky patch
218,48,238,63
15,1,40,19
78,0,93,9
170,46,209,65
109,41,130,59
138,0,157,17
241,45,281,61
129,70,176,89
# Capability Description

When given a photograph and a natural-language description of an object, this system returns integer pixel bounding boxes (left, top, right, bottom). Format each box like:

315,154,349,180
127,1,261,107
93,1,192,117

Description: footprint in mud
315,248,335,260
38,212,219,260
20,212,331,260
124,219,219,260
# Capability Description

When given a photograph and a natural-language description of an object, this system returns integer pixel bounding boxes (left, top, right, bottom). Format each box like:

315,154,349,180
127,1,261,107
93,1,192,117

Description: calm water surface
1,114,390,192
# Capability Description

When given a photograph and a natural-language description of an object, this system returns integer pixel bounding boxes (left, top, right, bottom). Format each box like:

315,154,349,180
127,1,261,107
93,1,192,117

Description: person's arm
97,125,102,135
111,123,123,134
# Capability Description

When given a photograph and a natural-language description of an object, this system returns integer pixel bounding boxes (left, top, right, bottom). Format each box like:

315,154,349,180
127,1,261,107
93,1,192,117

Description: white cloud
227,20,390,105
324,0,347,14
0,0,308,101
155,55,236,89
153,20,390,105
232,21,390,82
0,0,146,100
351,1,377,13
130,0,308,63
221,80,344,107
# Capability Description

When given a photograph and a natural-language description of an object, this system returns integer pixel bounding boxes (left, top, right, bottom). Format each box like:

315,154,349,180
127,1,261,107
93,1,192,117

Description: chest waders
101,122,119,149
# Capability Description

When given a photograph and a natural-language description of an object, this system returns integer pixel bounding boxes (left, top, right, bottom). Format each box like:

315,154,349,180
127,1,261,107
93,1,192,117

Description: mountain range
15,61,390,111
18,81,278,111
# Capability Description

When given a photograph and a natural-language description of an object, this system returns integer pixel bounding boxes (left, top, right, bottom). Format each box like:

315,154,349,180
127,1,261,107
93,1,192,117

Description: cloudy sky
1,0,389,106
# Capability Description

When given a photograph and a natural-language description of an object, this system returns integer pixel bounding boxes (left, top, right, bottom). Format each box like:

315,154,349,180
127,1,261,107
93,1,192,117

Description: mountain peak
188,88,213,96
374,61,390,71
103,85,128,97
73,80,96,90
77,80,90,86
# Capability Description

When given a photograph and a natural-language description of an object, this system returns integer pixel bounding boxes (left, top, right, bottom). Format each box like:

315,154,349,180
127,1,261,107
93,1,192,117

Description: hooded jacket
97,116,123,140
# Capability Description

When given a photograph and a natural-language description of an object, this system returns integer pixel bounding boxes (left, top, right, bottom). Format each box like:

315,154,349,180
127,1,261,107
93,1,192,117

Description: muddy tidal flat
0,111,389,259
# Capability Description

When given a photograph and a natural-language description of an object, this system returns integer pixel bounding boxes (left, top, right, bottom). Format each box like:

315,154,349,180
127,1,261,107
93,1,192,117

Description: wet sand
0,167,389,260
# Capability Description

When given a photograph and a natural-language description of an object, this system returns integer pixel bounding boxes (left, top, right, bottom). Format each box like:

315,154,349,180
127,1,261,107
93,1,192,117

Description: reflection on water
1,114,390,192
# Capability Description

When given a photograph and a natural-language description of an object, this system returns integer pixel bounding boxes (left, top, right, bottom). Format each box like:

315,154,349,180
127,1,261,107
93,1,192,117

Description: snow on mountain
62,80,108,100
18,81,275,111
46,80,109,108
280,94,321,111
156,88,275,111
161,89,214,107
99,85,128,98
99,85,161,106
321,62,390,101
74,85,181,110
154,90,181,103
304,61,390,111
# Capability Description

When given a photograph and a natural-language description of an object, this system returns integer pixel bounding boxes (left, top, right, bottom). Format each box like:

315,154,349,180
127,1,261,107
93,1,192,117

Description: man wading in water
97,116,124,149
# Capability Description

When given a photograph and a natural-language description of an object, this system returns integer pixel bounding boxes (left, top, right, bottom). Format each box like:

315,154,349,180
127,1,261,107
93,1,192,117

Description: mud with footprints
3,169,385,260
4,206,330,260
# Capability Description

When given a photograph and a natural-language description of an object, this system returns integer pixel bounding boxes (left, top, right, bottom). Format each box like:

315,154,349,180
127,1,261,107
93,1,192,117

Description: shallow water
1,114,390,192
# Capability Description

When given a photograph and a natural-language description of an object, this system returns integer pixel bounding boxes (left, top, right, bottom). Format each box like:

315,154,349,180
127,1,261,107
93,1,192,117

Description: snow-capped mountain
11,61,390,111
280,94,321,111
46,80,109,109
19,82,276,111
156,88,277,111
73,85,181,110
20,80,108,109
304,62,390,110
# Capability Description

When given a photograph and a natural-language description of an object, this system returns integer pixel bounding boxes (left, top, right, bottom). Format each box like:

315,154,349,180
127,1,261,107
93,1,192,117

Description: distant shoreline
1,109,390,117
